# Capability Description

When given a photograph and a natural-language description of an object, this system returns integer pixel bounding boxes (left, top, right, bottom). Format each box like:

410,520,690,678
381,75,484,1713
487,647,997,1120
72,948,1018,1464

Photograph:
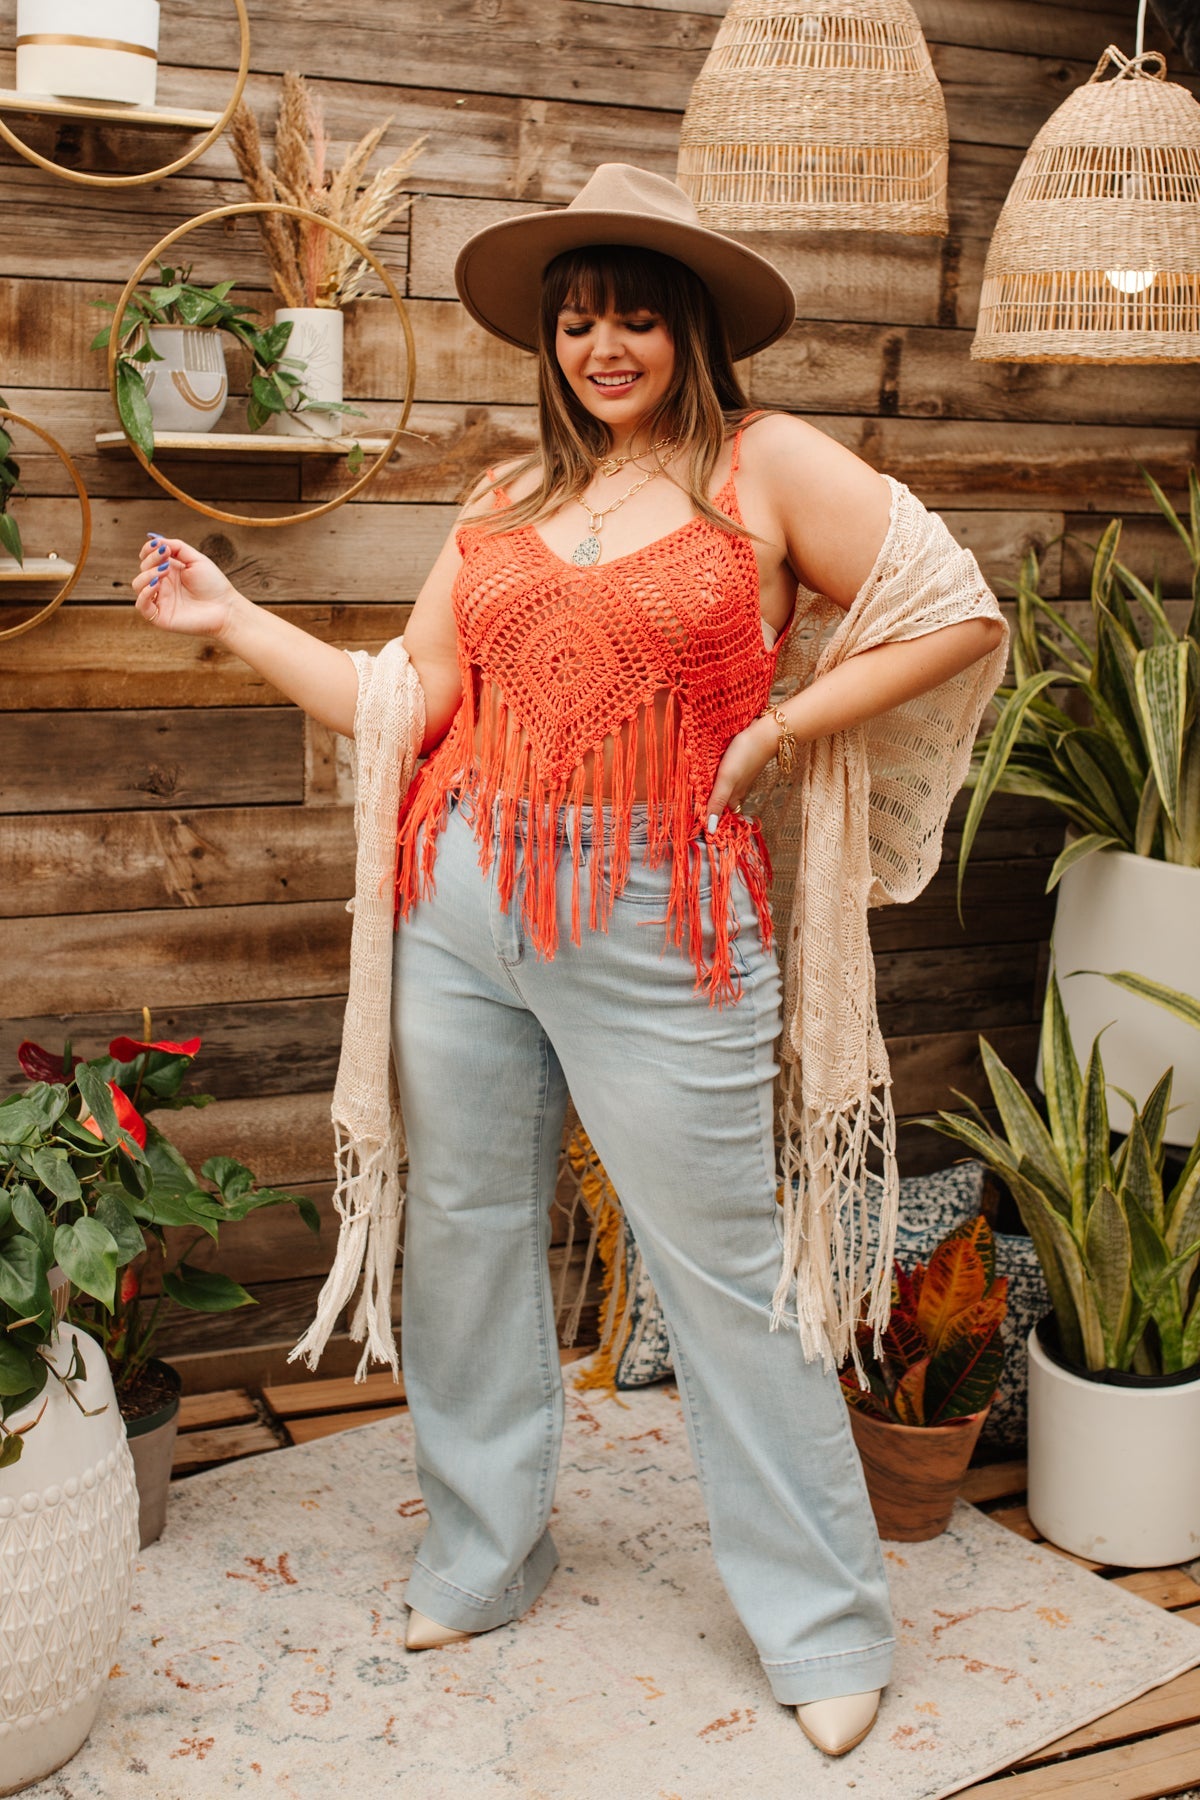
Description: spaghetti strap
729,410,770,476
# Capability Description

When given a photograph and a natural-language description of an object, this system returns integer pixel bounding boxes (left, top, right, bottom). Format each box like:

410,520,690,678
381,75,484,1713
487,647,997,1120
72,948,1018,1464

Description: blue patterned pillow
614,1162,1048,1454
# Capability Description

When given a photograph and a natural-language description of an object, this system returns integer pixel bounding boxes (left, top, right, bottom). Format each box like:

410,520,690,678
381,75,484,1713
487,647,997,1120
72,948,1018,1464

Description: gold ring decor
0,408,92,643
0,0,250,189
107,202,417,530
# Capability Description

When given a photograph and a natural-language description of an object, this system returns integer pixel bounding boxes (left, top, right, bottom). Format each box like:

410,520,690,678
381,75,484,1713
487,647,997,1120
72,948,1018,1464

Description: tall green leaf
115,360,155,462
1121,1114,1164,1232
1040,974,1081,1180
979,1038,1071,1211
1094,970,1200,1034
956,669,1062,913
1045,833,1120,893
1078,1035,1113,1215
1083,1185,1132,1363
1134,642,1191,830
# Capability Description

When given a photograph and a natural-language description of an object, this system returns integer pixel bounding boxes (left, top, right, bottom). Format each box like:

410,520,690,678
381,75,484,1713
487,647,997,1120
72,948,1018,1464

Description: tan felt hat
454,163,796,361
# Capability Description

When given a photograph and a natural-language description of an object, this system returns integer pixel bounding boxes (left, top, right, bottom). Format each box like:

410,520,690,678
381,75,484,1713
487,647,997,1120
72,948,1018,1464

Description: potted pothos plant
3,1023,318,1546
90,263,357,458
958,467,1200,1143
918,971,1200,1567
0,396,24,567
840,1216,1008,1541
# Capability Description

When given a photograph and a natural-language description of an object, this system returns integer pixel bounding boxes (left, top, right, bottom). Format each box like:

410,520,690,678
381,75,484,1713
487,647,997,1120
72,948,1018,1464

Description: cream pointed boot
404,1608,475,1651
795,1689,881,1756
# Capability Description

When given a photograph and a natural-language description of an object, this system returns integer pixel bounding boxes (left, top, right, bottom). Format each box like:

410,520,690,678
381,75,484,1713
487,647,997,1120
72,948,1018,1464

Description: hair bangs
544,245,687,328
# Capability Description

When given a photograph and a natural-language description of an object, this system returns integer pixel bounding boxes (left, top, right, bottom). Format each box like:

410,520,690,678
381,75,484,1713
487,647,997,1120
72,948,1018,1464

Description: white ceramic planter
273,307,345,439
1027,1324,1200,1568
1049,846,1200,1144
15,0,160,106
0,1324,140,1795
141,325,228,436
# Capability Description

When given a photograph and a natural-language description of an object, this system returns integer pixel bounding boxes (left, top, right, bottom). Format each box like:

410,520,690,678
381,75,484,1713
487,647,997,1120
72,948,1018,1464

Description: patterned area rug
26,1377,1200,1800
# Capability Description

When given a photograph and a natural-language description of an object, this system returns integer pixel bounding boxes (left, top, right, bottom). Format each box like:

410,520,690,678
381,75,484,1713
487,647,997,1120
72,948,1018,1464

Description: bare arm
703,419,1005,822
132,510,471,744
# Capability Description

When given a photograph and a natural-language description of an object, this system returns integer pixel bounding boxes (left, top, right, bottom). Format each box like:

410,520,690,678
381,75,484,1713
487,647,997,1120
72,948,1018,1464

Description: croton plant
840,1215,1009,1427
0,1023,318,1466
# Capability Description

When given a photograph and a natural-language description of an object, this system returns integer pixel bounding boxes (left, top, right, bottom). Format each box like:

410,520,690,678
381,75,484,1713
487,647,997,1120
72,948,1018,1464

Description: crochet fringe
396,679,773,1006
288,639,424,1382
772,1063,899,1379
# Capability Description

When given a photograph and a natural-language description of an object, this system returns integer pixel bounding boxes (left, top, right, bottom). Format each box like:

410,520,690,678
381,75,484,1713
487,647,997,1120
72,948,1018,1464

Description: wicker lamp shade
676,0,948,233
972,47,1200,363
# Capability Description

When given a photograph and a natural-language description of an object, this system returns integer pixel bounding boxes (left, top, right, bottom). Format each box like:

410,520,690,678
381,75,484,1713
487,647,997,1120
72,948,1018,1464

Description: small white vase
0,1324,140,1795
16,0,160,106
140,325,228,437
1049,846,1200,1144
1027,1324,1200,1568
273,307,345,439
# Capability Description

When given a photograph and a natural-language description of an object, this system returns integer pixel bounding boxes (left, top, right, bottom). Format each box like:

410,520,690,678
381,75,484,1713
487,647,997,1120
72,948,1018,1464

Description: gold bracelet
762,704,798,776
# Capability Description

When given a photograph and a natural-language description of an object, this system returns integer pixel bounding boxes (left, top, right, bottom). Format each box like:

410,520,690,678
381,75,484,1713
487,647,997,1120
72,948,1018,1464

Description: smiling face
553,304,676,445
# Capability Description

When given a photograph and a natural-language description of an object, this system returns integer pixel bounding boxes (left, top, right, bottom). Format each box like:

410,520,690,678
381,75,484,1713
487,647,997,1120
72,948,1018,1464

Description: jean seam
528,1030,559,1536
411,1557,504,1610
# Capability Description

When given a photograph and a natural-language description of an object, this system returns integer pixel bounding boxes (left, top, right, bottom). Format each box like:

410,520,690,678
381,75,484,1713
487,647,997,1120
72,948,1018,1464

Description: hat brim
454,207,796,361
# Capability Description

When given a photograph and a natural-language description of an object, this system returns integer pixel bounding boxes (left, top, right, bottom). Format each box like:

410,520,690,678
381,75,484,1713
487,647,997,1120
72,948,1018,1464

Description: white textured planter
15,0,160,106
1027,1324,1200,1568
1050,846,1200,1144
273,307,345,439
0,1324,140,1796
141,325,228,436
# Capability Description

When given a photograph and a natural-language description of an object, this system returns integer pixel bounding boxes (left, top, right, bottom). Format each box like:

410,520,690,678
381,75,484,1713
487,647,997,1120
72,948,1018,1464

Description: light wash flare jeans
391,795,895,1706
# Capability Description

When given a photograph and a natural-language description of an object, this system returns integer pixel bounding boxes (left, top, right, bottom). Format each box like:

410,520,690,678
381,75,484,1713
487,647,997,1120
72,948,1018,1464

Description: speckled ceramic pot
0,1323,140,1796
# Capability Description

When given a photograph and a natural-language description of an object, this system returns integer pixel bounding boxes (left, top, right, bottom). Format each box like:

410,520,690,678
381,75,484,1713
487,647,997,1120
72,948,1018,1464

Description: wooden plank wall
2,0,1198,1388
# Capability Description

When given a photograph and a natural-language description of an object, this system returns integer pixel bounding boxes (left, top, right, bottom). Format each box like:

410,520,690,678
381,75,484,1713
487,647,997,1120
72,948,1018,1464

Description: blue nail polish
149,575,159,588
158,561,168,571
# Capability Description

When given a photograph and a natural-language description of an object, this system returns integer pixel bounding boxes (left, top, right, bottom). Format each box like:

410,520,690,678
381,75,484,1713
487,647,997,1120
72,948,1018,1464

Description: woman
132,165,1006,1758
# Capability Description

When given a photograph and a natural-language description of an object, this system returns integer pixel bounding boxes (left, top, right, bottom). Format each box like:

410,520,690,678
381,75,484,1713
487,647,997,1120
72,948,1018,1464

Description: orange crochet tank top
395,420,786,1002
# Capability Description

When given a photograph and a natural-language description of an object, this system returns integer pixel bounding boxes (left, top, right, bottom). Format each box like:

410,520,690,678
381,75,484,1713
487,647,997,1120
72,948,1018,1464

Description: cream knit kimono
288,476,1008,1382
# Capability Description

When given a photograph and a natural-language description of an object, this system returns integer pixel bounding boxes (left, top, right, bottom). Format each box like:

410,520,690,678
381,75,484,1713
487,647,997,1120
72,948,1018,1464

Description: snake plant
958,467,1200,907
918,972,1200,1378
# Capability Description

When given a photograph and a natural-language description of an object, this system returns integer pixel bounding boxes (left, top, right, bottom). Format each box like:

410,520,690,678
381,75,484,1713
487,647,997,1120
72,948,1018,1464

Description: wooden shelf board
0,558,75,582
0,88,218,131
95,430,393,459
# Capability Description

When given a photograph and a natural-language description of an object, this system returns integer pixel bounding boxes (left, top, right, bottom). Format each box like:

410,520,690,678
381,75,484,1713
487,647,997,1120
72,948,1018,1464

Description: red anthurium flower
119,1266,140,1305
80,1081,148,1150
108,1035,201,1062
17,1040,64,1082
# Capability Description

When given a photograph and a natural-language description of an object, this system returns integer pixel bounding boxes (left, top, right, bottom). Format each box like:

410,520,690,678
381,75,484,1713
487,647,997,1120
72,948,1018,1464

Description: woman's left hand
704,715,780,833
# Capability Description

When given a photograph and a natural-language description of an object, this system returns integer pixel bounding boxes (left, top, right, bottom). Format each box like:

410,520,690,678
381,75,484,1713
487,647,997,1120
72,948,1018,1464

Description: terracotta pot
847,1403,989,1541
120,1358,181,1549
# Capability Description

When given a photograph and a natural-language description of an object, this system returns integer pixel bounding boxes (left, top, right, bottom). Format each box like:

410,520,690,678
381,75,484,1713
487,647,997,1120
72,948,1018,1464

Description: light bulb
1104,268,1157,293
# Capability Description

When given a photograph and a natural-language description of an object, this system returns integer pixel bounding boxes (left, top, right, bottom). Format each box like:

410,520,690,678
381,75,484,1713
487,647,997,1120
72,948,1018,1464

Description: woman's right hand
132,532,241,638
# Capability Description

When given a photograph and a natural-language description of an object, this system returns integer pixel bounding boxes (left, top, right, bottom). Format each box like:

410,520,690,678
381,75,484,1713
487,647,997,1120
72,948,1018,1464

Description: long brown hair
470,244,755,536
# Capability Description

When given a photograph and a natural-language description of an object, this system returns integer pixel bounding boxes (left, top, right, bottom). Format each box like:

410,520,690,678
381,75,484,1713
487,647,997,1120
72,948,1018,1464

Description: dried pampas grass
230,72,423,309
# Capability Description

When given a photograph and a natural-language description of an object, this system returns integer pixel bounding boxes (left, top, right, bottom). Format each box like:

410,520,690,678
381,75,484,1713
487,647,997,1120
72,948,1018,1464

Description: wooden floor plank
177,1389,257,1431
962,1460,1028,1504
285,1405,407,1444
263,1369,407,1418
989,1503,1039,1541
1016,1666,1200,1765
956,1720,1200,1798
171,1421,281,1473
1114,1568,1200,1611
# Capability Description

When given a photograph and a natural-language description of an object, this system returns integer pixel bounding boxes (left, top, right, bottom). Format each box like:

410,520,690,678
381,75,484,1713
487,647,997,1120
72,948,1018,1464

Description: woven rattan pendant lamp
675,0,948,233
972,2,1200,362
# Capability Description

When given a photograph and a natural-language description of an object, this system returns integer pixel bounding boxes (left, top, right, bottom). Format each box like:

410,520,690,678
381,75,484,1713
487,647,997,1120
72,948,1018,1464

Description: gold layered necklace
570,438,677,568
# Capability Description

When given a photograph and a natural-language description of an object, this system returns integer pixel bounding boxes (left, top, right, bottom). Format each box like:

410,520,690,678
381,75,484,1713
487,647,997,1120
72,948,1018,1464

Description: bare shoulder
736,412,894,605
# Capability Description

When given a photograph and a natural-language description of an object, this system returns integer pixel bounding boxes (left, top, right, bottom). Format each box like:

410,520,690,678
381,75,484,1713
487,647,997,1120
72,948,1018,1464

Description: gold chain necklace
570,463,667,567
596,434,677,478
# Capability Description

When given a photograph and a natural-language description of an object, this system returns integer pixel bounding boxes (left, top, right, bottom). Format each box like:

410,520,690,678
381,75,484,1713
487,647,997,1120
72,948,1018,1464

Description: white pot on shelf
1026,1323,1200,1569
273,307,345,440
1049,845,1200,1145
15,0,160,107
140,325,228,436
0,1323,140,1796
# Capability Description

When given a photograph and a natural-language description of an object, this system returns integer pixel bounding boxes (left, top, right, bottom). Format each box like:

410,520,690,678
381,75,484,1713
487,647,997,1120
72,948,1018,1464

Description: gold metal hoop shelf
95,431,396,458
0,0,250,187
0,408,91,643
105,200,416,529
